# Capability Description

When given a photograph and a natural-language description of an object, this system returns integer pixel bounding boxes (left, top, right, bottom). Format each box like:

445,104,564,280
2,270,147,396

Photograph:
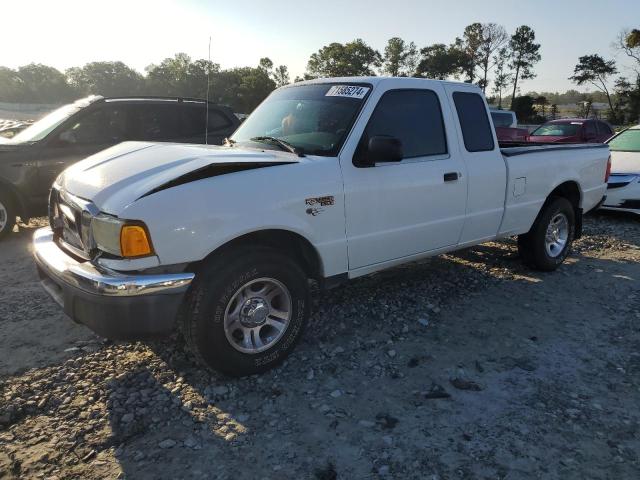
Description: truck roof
293,76,483,90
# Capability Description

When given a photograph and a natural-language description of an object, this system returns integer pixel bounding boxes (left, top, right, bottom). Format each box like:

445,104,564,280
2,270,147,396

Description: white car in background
601,125,640,215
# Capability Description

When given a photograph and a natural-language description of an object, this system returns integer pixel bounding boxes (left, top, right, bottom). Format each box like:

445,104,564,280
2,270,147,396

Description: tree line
566,28,640,124
0,55,287,113
0,24,638,123
302,23,541,110
0,22,542,113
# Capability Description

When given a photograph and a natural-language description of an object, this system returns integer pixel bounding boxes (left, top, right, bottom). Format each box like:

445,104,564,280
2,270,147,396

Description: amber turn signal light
120,225,153,258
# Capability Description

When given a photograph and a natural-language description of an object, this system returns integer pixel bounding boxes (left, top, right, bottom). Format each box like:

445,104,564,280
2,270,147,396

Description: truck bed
499,142,609,154
497,142,609,238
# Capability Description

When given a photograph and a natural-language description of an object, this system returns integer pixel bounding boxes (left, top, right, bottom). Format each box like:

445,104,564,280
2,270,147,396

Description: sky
3,0,639,94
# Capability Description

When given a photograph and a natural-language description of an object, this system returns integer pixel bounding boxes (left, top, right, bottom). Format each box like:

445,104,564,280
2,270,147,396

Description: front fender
117,159,348,277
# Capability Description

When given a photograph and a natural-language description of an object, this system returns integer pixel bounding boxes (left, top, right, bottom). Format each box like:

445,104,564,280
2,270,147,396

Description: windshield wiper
250,136,305,157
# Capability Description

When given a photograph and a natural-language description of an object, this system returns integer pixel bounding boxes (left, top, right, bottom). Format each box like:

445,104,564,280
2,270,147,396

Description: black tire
518,196,575,271
181,246,310,377
0,191,16,240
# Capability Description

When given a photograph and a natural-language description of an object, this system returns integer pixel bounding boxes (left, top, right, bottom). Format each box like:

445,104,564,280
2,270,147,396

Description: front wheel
518,197,575,271
181,247,310,377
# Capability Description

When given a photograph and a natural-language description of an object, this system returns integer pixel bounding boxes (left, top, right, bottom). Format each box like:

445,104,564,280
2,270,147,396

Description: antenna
205,36,211,145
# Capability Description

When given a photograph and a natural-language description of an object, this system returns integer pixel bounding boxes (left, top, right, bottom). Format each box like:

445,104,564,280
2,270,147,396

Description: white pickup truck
34,77,610,376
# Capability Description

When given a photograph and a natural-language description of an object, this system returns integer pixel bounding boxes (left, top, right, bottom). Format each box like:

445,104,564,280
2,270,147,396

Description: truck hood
58,141,298,214
610,150,640,174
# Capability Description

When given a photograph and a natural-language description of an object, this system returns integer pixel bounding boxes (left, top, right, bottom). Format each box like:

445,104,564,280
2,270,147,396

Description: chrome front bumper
33,227,195,339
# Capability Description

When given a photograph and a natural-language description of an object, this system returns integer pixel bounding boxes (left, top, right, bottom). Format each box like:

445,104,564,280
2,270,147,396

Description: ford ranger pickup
33,77,610,376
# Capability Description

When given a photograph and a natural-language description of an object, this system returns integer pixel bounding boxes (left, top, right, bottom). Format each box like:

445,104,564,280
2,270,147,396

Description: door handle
443,172,459,182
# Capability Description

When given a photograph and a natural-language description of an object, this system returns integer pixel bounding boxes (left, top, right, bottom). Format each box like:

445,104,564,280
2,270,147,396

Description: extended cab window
361,89,447,159
453,92,495,152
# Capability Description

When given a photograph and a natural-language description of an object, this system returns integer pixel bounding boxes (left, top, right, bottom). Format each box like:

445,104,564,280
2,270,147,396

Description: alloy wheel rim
545,213,569,258
0,201,7,231
223,277,292,354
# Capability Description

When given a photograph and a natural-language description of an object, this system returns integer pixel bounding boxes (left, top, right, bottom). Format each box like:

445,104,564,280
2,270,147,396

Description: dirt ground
0,213,639,479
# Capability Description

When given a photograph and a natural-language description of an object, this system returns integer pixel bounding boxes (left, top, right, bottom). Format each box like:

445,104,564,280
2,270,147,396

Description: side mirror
364,135,403,165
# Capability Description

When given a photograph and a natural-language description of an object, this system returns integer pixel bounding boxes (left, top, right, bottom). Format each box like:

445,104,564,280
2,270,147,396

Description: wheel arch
548,180,581,209
193,228,325,281
0,177,29,219
540,180,583,238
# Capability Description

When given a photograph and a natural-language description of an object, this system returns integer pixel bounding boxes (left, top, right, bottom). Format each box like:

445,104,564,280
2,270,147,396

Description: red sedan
528,119,614,144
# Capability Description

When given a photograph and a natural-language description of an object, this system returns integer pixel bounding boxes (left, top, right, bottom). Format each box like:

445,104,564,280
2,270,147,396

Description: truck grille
49,187,96,259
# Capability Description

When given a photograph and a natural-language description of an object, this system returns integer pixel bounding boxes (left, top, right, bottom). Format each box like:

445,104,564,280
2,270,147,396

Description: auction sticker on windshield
325,85,370,99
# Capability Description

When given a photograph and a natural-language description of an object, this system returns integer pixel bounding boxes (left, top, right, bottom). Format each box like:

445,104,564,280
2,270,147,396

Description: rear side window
584,121,597,136
490,111,514,128
181,105,232,138
453,92,495,152
362,89,447,159
597,122,612,136
132,104,180,141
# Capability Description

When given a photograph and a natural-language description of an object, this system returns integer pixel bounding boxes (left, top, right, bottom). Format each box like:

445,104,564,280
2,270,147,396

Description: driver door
340,85,468,271
37,104,130,191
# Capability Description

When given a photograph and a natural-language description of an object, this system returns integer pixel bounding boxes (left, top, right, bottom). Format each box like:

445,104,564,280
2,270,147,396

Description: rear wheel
181,247,310,377
0,192,16,240
518,197,575,271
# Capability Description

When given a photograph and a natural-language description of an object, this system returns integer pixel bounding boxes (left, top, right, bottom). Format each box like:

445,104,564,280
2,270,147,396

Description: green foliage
145,53,220,97
272,65,290,88
616,28,640,75
614,75,640,124
524,89,609,105
534,95,548,117
209,67,275,113
628,29,640,48
0,63,76,103
461,23,484,83
509,26,541,103
416,43,466,80
66,61,144,97
569,54,618,121
492,47,512,108
382,37,418,77
569,54,617,87
0,67,23,102
476,23,508,92
306,39,382,78
258,58,290,88
510,95,536,122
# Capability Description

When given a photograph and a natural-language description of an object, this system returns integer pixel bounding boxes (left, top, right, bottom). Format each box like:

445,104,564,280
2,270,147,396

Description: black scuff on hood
138,161,294,200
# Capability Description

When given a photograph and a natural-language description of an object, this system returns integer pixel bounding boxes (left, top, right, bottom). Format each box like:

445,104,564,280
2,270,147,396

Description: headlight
92,215,154,258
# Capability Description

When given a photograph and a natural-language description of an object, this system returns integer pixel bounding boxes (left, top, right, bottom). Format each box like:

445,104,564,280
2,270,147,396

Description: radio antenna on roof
205,36,211,145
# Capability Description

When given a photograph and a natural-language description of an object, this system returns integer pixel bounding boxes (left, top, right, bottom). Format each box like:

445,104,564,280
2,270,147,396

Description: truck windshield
531,123,580,136
230,83,371,156
9,103,81,143
608,129,640,152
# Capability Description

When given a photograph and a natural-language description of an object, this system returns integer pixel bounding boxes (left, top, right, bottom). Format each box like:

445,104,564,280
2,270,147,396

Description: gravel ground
1,213,639,479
